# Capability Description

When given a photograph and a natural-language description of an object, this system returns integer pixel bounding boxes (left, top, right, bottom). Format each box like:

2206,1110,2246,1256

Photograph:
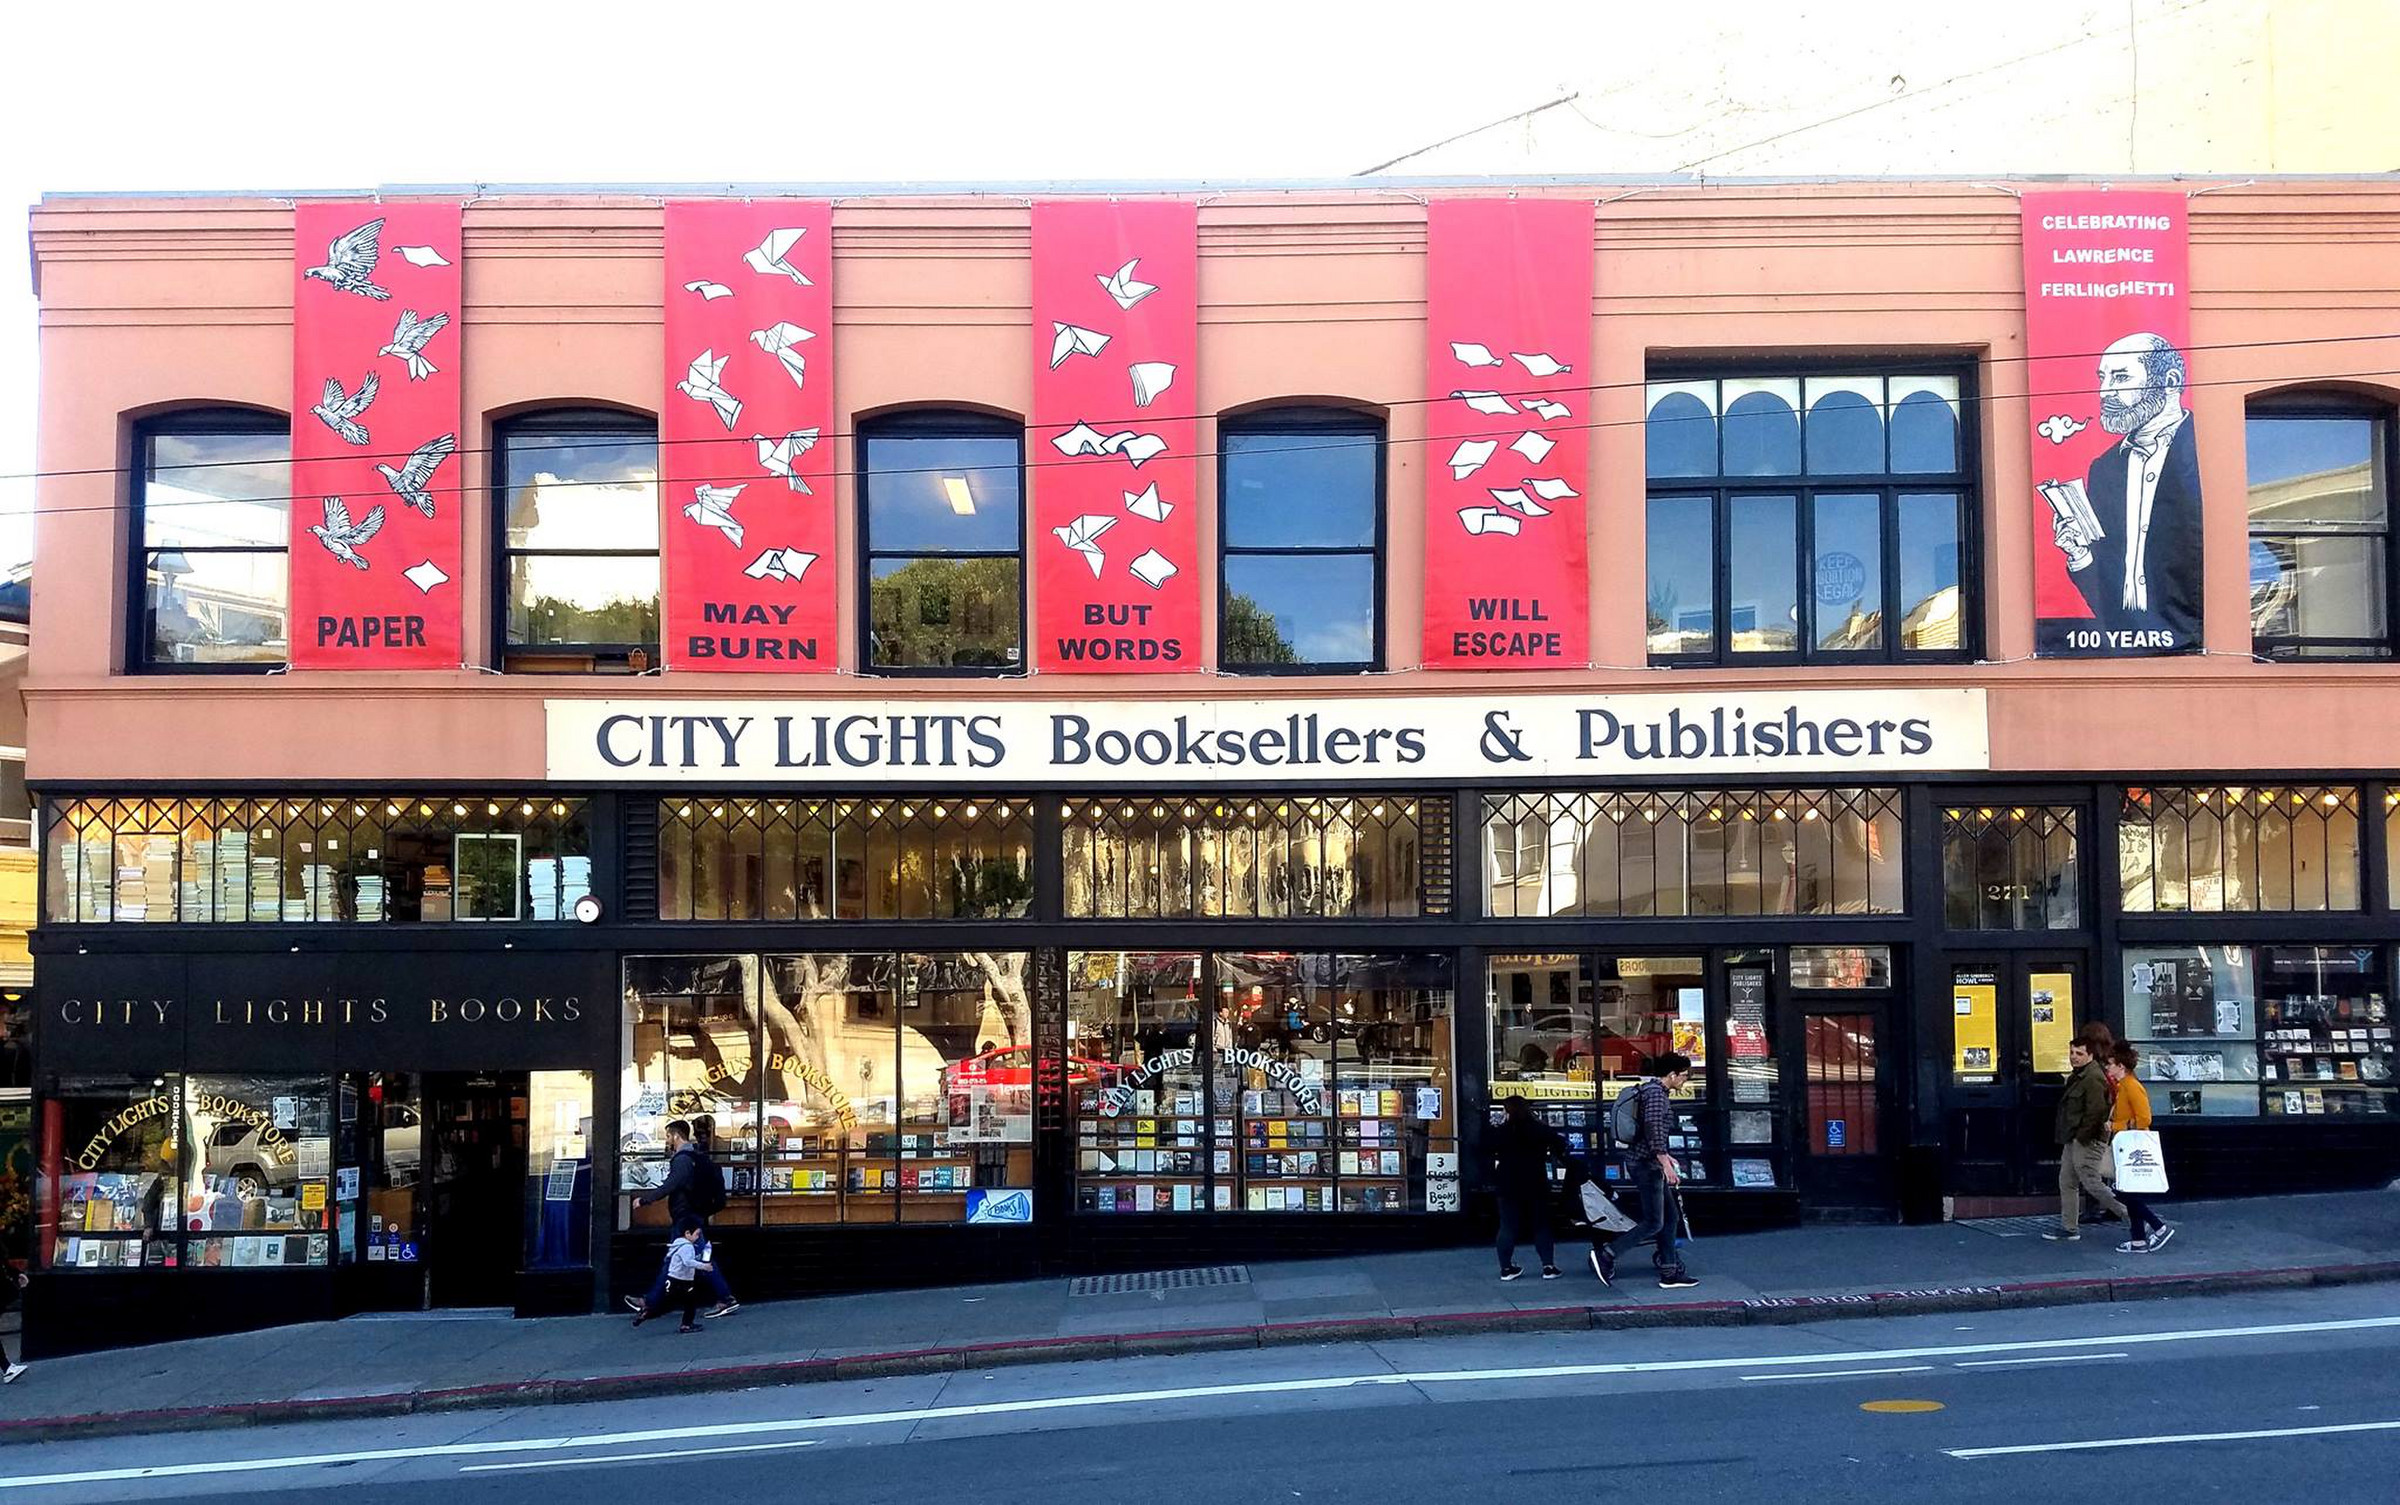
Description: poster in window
2022,192,2201,657
1029,199,1202,672
659,200,837,672
289,202,463,668
1421,197,1593,669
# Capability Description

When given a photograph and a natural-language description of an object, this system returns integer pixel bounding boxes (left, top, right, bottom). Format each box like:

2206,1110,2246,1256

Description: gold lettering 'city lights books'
2039,478,2105,541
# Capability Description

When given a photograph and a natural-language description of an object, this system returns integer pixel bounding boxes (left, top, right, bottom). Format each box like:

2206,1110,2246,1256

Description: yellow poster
1952,975,1998,1080
300,1182,328,1211
2028,971,2076,1074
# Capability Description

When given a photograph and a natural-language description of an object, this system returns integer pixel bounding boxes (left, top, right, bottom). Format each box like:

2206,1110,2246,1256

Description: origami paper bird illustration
744,228,812,285
312,372,381,446
1448,439,1498,480
1122,483,1173,522
310,497,385,568
304,219,391,300
1511,352,1572,376
1510,431,1556,464
1524,477,1579,501
678,349,743,430
1128,361,1176,408
1457,507,1522,537
683,280,734,301
1051,323,1111,369
754,430,818,492
375,432,457,518
403,559,450,594
1110,432,1168,466
1097,258,1158,310
1487,487,1550,518
1451,341,1503,367
749,322,815,390
1053,514,1117,577
1128,548,1177,589
682,483,747,547
379,308,451,382
393,245,450,268
1052,422,1113,457
1453,390,1515,416
743,547,817,583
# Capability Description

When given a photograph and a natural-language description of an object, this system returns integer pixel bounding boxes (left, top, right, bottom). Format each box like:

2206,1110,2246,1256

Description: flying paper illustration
1129,361,1176,408
374,432,457,518
394,246,450,268
304,219,390,300
1453,390,1516,416
1510,431,1556,464
1051,323,1112,369
1487,487,1550,518
1123,482,1173,522
312,372,380,446
678,349,742,430
683,280,734,301
310,497,385,569
1053,422,1112,457
1450,341,1503,367
1448,439,1498,479
1052,424,1166,464
1522,398,1572,421
1458,507,1522,537
378,309,450,382
744,228,813,285
683,483,747,547
1129,548,1177,589
1524,477,1579,501
1512,352,1572,376
749,321,815,389
1096,258,1158,310
754,430,818,492
1054,514,1118,577
2037,414,2088,445
743,547,818,583
402,559,450,594
1111,433,1168,466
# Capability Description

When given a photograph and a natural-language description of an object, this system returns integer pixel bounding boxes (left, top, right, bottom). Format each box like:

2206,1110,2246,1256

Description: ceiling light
943,476,976,516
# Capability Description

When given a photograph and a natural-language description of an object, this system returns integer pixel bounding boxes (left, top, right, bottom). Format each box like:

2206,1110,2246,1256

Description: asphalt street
2,1285,2396,1502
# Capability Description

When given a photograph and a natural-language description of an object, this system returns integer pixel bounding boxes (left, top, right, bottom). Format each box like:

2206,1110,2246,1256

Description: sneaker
2116,1238,2151,1254
630,1311,648,1328
678,1323,701,1334
1499,1265,1525,1282
623,1295,647,1314
2147,1224,2177,1250
1657,1270,1699,1290
2,1364,24,1384
1541,1265,1563,1280
705,1300,742,1319
2041,1228,2081,1242
1590,1248,1615,1288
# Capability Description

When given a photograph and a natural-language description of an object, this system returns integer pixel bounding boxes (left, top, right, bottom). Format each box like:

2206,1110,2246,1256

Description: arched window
494,409,660,673
859,410,1025,674
2245,396,2394,659
130,408,290,672
1217,407,1384,672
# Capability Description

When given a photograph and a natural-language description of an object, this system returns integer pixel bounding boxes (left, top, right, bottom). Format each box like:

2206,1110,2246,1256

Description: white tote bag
2111,1129,2170,1195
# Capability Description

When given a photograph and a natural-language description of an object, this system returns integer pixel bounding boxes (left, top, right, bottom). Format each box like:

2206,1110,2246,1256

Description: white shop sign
544,688,1987,785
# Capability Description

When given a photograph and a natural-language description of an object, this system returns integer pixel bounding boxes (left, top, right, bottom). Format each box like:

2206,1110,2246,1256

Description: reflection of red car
944,1045,1108,1091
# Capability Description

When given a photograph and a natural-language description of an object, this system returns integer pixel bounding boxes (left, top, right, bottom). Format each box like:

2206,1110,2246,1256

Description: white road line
1948,1418,2400,1458
3,1313,2395,1492
459,1439,820,1473
1955,1353,2131,1369
1740,1366,1937,1382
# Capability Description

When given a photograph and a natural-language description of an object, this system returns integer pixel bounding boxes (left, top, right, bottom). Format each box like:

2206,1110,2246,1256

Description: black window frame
857,408,1028,678
491,407,662,674
2243,395,2398,661
1215,405,1387,675
126,406,292,676
1643,364,1982,668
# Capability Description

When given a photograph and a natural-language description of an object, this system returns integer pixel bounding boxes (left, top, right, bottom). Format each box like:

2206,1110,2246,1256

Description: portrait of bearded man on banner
2048,332,2204,647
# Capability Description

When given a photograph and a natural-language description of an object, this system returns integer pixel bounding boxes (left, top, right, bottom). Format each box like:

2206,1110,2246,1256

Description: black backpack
685,1147,729,1218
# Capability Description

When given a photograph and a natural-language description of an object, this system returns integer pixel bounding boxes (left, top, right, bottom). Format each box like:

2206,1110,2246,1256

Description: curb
4,1259,2395,1446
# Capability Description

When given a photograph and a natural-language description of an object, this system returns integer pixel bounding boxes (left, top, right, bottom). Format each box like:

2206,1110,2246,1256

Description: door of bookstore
1940,953,2090,1198
425,1072,529,1308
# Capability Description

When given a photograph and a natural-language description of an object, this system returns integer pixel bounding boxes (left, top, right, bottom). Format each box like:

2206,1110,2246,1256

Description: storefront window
2259,946,2392,1118
1487,953,1593,1096
1072,952,1210,1214
359,1072,423,1265
898,953,1035,1223
1484,789,1902,918
1941,806,2081,930
44,795,592,924
621,955,760,1229
1063,796,1438,920
2123,948,2261,1116
2118,786,2361,912
759,953,888,1223
180,1075,333,1268
525,1071,593,1269
657,798,1033,922
38,1075,179,1269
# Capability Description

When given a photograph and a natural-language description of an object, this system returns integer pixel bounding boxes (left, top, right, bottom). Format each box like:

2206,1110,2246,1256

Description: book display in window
2123,947,2262,1115
2260,947,2393,1116
1075,1089,1207,1213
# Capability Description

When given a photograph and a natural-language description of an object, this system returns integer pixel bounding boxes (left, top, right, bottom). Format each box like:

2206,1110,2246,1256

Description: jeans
2058,1140,2126,1233
1602,1159,1682,1272
2118,1188,2164,1240
1496,1188,1554,1269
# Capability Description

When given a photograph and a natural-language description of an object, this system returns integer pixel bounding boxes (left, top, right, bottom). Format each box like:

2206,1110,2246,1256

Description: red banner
1420,198,1593,669
2023,191,2200,657
661,201,837,671
290,202,462,668
1030,199,1201,671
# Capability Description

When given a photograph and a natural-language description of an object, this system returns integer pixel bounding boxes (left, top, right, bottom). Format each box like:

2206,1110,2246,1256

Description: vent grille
1419,799,1454,916
623,800,660,919
1069,1265,1250,1297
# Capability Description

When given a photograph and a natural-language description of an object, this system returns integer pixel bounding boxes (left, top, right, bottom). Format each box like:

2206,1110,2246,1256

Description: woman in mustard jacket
2106,1043,2174,1253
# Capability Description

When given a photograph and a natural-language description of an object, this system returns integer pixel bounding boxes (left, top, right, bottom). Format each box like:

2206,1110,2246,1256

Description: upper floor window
497,411,660,673
1645,373,1972,665
861,412,1023,674
2119,785,2361,913
131,411,290,672
1218,409,1383,671
2246,403,2393,658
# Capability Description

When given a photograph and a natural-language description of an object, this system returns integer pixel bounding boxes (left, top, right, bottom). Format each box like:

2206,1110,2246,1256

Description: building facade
21,180,2400,1357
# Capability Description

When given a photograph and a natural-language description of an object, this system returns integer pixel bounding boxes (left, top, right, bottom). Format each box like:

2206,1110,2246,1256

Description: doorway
424,1072,529,1308
1781,946,1902,1216
1940,953,2089,1199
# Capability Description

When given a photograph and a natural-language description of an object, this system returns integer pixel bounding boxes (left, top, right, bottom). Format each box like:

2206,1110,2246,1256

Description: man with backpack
627,1119,741,1319
1590,1052,1699,1291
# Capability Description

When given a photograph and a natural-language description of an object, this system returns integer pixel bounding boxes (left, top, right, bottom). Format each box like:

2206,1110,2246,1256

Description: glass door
1941,954,2088,1198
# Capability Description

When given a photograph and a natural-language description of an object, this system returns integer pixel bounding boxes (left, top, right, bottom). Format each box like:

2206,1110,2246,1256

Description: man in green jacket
2044,1039,2128,1241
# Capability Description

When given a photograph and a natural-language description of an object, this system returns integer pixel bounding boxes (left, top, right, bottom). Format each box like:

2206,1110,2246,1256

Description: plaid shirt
1630,1077,1675,1160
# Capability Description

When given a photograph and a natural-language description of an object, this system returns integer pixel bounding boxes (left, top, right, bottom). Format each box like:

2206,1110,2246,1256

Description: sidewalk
2,1188,2392,1443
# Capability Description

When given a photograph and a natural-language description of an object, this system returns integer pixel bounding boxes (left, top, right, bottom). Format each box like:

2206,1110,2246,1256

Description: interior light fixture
942,476,977,516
